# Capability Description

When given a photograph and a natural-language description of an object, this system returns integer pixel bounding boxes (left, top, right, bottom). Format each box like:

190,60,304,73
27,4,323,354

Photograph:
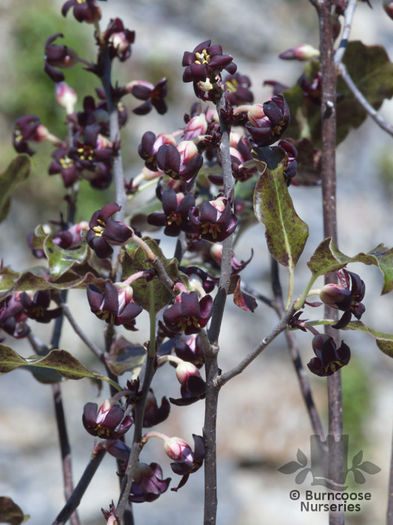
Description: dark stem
203,352,219,525
202,90,235,525
319,2,344,524
270,258,326,444
388,425,393,525
51,448,106,525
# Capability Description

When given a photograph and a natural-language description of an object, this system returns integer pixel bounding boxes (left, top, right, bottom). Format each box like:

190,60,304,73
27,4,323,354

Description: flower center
195,49,210,65
225,79,238,93
77,145,94,161
167,211,182,226
92,218,106,237
201,222,222,239
60,156,74,168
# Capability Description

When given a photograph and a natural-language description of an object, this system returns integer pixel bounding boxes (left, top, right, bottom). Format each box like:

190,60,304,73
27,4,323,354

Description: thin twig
60,302,102,359
51,448,106,525
216,305,295,388
334,0,357,66
116,288,157,521
339,63,393,137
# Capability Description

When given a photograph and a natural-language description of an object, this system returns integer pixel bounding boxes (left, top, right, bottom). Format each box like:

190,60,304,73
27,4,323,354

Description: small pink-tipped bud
55,82,77,114
177,140,199,162
184,114,208,140
164,436,194,464
175,361,201,385
384,0,393,19
279,44,320,61
34,124,50,142
247,104,265,126
210,243,223,263
109,32,129,55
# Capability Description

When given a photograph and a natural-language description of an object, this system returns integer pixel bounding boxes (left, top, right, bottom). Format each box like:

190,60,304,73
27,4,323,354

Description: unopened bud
279,44,320,61
55,82,77,114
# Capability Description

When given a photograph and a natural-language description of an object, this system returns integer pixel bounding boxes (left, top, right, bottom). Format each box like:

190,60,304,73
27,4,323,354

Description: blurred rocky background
0,0,393,524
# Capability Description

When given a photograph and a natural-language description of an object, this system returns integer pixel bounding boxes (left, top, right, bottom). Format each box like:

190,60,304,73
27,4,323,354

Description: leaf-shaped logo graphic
278,461,303,474
352,450,363,467
295,468,311,484
297,448,308,467
358,461,381,475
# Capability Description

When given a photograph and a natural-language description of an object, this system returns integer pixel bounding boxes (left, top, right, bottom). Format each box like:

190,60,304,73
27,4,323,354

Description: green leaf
252,148,309,268
104,336,146,378
0,345,121,390
308,238,393,294
0,156,31,222
43,236,88,279
344,321,393,359
0,497,28,525
283,42,393,147
122,238,180,313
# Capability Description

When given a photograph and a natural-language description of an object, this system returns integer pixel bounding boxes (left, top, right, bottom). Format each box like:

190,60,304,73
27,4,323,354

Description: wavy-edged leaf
0,156,31,223
43,236,88,279
308,238,393,294
253,148,309,268
104,336,146,378
284,42,393,147
0,497,27,525
122,238,180,313
278,461,302,474
0,345,120,390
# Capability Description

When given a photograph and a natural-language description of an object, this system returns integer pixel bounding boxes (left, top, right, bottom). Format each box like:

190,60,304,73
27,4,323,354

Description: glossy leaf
0,497,27,525
0,345,121,390
308,238,393,294
122,238,180,313
0,156,30,222
104,336,146,378
253,148,309,268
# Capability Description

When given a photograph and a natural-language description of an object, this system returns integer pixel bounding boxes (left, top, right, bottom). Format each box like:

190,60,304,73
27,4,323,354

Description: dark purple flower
138,131,176,171
170,359,206,406
44,33,79,83
246,95,290,147
49,146,81,187
174,334,204,367
140,390,170,428
12,115,48,156
69,125,114,171
156,141,203,183
229,135,257,182
52,221,89,250
0,293,29,339
191,197,237,242
224,72,254,106
86,202,131,258
20,290,62,323
278,139,298,185
147,189,195,237
87,281,143,330
307,334,351,377
182,40,237,83
129,462,170,503
82,400,133,439
163,292,212,335
128,78,168,115
61,0,101,23
165,434,205,491
320,269,366,329
103,18,135,62
299,72,322,105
